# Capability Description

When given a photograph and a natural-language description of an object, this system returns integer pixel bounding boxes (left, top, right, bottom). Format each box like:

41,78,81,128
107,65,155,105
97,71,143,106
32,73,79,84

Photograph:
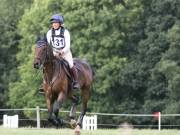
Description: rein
42,45,63,89
35,41,66,92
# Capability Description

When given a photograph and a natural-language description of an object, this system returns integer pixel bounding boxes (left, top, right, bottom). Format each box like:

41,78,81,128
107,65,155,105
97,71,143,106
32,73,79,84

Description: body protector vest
51,27,65,49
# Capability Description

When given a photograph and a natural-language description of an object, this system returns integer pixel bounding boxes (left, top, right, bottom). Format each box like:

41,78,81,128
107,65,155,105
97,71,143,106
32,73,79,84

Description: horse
33,39,94,133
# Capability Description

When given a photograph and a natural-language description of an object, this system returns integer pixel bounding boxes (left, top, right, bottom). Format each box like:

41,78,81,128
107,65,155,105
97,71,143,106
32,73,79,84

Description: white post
87,117,90,130
3,115,19,128
82,115,87,130
11,115,19,128
15,115,19,128
3,115,8,127
82,115,97,130
158,112,161,131
36,106,40,129
94,115,97,130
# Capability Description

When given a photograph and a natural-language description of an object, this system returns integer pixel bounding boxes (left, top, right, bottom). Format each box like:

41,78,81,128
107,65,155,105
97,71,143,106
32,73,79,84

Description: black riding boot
71,66,80,90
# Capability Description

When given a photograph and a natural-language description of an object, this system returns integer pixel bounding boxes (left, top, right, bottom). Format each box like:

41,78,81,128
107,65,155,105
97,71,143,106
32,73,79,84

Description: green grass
0,127,180,135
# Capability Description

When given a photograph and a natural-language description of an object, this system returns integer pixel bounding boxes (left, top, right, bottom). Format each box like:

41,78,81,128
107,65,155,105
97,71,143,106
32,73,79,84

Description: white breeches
53,49,74,68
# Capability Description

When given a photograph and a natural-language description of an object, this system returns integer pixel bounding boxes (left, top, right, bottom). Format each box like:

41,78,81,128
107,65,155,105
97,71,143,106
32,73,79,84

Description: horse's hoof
75,125,81,135
70,119,77,129
48,118,59,127
54,120,59,127
57,118,64,126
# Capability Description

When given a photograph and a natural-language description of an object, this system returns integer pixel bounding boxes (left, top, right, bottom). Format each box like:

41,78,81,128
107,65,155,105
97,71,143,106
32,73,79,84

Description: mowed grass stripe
0,127,180,135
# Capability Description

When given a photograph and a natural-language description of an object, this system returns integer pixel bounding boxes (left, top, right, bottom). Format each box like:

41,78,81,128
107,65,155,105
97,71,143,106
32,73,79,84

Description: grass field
0,127,180,135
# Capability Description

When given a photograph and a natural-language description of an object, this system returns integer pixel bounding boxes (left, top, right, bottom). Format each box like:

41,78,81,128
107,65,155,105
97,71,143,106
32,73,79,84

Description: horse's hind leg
76,87,90,128
74,88,90,135
69,95,79,128
70,95,79,119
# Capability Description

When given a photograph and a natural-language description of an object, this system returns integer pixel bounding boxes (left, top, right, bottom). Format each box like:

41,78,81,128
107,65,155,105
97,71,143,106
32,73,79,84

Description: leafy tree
0,0,32,108
8,0,52,110
64,0,143,114
120,0,180,125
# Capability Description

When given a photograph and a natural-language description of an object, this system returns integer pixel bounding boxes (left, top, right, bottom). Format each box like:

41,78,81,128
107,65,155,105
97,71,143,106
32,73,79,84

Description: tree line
0,0,180,125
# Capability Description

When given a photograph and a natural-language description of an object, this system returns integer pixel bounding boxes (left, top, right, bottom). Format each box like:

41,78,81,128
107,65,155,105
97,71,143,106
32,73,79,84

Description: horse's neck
43,61,55,84
43,59,66,84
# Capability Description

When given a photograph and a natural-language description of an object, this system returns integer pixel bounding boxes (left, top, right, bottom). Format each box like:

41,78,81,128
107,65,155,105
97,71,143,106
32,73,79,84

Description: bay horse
33,39,94,133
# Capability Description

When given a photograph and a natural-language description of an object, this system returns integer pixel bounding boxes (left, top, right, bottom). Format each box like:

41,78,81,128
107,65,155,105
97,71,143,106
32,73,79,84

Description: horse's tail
85,62,96,91
89,65,96,92
81,58,95,76
80,58,96,92
90,65,95,76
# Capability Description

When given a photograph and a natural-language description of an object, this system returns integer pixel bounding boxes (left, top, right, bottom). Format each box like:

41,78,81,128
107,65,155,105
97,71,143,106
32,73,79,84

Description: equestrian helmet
50,14,64,24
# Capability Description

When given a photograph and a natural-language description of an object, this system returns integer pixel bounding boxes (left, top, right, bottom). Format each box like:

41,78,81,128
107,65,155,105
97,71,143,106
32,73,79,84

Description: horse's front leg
45,91,59,127
53,91,66,126
46,96,57,124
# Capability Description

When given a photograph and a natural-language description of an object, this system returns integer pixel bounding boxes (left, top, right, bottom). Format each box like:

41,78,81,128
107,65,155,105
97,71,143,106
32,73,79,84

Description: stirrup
72,81,80,90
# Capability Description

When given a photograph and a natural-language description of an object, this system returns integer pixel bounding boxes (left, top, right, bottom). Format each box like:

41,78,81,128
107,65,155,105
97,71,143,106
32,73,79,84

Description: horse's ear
36,35,47,47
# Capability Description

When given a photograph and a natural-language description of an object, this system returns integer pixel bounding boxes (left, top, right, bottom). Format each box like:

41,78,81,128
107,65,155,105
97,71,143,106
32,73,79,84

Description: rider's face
52,22,60,29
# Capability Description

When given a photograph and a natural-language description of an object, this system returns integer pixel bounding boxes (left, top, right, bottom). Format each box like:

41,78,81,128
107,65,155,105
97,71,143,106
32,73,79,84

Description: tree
0,0,32,108
119,0,180,125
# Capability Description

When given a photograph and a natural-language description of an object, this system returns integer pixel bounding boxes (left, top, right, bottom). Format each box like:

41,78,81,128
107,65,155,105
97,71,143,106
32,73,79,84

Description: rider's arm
62,29,70,54
46,30,51,44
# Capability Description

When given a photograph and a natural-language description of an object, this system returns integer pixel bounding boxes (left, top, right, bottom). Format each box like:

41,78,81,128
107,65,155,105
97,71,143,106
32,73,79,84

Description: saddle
57,58,80,80
56,59,71,79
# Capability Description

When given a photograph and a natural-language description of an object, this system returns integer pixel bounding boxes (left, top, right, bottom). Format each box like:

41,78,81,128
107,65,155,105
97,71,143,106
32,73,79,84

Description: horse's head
33,39,53,69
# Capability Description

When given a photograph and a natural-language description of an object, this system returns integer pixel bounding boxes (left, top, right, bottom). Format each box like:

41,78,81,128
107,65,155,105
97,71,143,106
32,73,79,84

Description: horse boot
71,66,80,90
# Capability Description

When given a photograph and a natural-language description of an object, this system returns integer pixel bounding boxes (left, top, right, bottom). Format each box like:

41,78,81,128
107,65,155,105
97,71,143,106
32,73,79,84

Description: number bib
52,37,65,49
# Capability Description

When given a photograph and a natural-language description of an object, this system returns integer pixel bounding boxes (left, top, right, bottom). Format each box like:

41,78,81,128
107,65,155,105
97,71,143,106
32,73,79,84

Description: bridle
35,41,52,66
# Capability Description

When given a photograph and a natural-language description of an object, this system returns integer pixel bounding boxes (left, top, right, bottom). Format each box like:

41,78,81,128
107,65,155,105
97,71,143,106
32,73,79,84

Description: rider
46,14,80,90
